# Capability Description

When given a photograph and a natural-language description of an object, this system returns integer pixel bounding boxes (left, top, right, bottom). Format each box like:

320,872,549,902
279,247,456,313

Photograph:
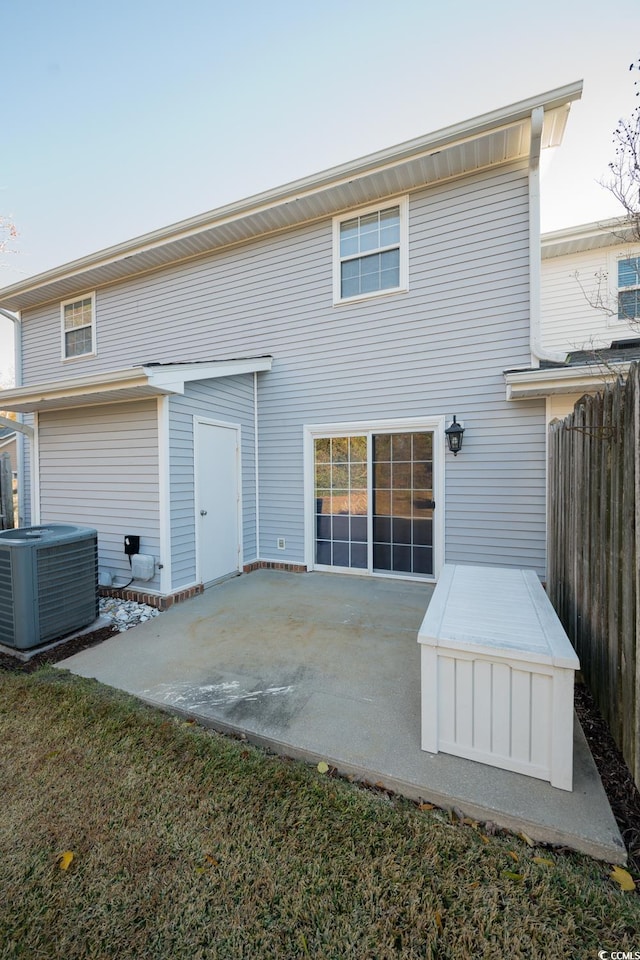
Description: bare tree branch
0,215,19,269
599,59,640,241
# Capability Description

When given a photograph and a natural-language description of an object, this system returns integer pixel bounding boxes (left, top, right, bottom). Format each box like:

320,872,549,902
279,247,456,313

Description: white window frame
303,415,445,582
332,197,409,305
608,249,640,327
61,292,97,361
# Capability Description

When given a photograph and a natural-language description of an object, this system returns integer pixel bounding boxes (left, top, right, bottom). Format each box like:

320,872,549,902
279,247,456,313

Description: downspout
0,307,29,525
527,110,565,589
528,106,567,366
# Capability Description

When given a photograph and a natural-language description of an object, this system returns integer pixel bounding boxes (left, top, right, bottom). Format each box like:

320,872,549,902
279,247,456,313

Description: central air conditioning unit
0,524,98,650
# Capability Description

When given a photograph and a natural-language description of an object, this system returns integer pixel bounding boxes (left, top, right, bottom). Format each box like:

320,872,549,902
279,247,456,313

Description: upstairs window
618,256,640,321
61,293,96,359
333,198,408,303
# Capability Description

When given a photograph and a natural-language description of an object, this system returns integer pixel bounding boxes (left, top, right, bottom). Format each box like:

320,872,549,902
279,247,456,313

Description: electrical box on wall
131,554,155,581
124,535,140,557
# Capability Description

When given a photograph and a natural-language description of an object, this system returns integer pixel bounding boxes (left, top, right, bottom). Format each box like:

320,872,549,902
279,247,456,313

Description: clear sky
1,0,639,380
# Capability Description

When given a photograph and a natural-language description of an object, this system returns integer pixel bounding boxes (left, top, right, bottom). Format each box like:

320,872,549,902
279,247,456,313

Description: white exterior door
195,420,241,585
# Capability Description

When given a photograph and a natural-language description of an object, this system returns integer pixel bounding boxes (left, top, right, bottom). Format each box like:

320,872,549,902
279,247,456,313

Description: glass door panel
373,432,433,576
314,435,368,569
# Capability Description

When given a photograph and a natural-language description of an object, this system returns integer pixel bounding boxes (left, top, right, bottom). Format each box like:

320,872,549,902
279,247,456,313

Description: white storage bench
418,564,579,791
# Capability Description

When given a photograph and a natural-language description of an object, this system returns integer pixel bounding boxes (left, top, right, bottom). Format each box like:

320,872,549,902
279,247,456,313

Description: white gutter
528,107,567,366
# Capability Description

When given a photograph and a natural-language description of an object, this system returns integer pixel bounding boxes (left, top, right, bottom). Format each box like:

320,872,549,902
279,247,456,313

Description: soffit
542,218,639,259
0,375,165,413
0,85,581,313
1,126,532,313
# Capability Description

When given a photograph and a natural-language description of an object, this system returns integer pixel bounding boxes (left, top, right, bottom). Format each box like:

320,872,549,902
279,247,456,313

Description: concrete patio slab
57,570,625,864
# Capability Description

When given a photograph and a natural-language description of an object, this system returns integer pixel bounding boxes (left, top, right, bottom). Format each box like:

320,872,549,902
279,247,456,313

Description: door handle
200,509,208,516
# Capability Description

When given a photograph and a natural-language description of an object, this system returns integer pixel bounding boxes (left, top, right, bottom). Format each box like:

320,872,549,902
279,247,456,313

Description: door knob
200,509,208,516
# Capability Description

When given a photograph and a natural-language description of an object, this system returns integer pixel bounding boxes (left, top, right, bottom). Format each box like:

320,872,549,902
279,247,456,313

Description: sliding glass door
314,431,434,578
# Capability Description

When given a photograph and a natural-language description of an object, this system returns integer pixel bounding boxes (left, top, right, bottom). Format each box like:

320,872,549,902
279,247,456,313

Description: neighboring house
0,82,582,602
0,426,17,529
0,426,17,479
505,218,640,423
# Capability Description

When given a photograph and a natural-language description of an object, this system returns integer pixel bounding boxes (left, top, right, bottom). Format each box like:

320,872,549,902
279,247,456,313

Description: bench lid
418,564,579,670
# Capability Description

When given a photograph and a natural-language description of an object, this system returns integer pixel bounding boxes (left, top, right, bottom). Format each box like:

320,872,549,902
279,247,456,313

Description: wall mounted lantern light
445,416,464,456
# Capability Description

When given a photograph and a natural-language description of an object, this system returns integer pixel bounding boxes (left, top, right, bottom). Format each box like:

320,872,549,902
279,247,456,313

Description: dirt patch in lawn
0,625,118,674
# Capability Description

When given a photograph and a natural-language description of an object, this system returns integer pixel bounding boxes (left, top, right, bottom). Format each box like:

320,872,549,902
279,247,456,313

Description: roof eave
0,81,582,313
0,356,273,413
542,217,640,258
504,361,629,400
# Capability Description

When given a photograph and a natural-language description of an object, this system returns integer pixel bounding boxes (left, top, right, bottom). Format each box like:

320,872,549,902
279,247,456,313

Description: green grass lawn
0,669,638,959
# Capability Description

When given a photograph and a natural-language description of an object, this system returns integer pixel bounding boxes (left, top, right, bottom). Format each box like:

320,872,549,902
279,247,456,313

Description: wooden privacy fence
0,452,13,530
548,362,640,788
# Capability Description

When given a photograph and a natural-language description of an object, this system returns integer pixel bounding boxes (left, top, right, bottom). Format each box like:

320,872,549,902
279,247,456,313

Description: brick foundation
98,582,204,611
243,560,308,574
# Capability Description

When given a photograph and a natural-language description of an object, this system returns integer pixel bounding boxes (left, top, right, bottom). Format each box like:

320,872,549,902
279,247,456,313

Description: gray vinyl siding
21,301,62,378
37,400,161,589
21,160,547,577
252,165,543,572
168,375,255,590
